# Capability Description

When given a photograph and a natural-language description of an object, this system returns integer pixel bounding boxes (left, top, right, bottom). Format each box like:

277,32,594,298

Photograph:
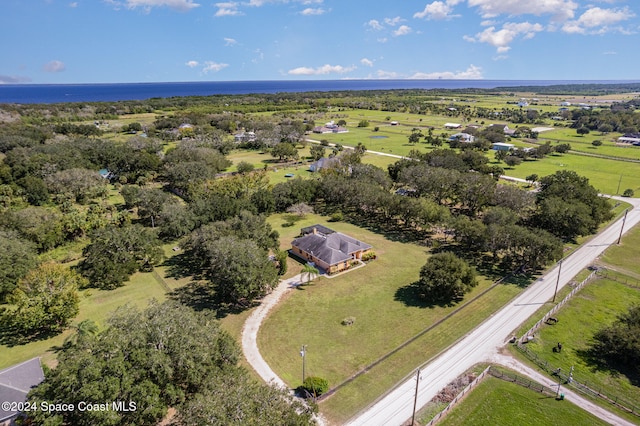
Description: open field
436,375,609,426
503,152,640,195
259,213,527,423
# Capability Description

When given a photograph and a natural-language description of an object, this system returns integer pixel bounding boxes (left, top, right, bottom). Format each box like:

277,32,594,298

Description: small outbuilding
492,142,515,151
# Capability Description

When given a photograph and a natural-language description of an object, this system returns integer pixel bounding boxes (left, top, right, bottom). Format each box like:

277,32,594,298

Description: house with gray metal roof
291,225,372,274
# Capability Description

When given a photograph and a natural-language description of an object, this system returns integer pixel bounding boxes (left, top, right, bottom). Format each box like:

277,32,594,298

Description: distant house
490,124,516,136
617,136,640,144
234,131,256,143
560,101,571,106
313,121,348,134
390,121,399,126
0,358,44,424
444,123,462,129
291,225,372,275
99,168,114,179
449,132,475,143
309,157,339,172
492,142,515,151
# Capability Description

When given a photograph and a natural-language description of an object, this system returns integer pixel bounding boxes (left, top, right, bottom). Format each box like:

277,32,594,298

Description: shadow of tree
575,347,640,387
168,280,258,319
394,282,457,309
0,317,61,347
163,252,205,281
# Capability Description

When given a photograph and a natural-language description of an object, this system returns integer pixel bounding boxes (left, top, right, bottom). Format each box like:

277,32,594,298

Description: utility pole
552,259,563,303
617,209,629,245
411,369,421,426
300,345,307,385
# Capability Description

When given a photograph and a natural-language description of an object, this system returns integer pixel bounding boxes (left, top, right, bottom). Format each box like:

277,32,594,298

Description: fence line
515,269,639,417
424,366,491,426
487,366,557,397
518,271,596,344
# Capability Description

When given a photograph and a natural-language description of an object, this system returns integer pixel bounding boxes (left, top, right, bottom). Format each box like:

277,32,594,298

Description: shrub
302,376,329,397
623,188,635,197
329,211,343,222
592,140,603,147
357,120,370,128
361,251,377,262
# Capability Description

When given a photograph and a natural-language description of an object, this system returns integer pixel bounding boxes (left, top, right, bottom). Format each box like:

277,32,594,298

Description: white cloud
361,58,374,67
562,7,634,34
410,64,483,80
119,0,200,11
69,2,78,7
202,61,229,73
288,64,356,76
43,60,66,73
465,21,544,52
384,16,403,26
393,25,412,36
215,2,243,16
376,70,401,79
414,0,460,20
185,60,199,68
300,7,325,15
366,19,384,31
0,75,32,84
224,37,238,46
467,0,578,21
603,51,617,55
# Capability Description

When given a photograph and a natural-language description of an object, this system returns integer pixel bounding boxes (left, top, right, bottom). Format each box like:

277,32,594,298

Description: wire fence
487,366,557,398
423,366,491,426
515,269,639,417
518,271,596,344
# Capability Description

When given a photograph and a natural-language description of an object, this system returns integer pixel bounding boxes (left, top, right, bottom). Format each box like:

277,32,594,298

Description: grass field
504,152,640,195
259,213,526,423
436,376,609,426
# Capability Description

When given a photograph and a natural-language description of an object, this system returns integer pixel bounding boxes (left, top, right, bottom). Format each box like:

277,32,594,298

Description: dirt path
241,273,304,388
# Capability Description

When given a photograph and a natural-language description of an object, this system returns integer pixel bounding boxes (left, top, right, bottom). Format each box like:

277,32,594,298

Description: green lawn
504,152,640,195
260,214,524,423
599,222,640,276
437,376,609,426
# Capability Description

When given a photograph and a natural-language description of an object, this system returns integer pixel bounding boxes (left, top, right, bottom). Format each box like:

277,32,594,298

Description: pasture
259,213,525,423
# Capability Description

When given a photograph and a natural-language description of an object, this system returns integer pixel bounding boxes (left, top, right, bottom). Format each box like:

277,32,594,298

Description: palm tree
301,264,319,285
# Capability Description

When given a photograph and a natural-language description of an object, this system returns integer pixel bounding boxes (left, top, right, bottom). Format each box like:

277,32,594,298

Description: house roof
292,225,372,267
300,224,335,235
0,358,44,422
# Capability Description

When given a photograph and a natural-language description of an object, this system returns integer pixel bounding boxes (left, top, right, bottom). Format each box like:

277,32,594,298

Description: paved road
347,197,640,425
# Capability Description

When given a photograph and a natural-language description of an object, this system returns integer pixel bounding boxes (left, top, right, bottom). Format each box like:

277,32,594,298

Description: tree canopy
2,263,83,339
80,224,163,289
25,301,314,426
416,252,478,303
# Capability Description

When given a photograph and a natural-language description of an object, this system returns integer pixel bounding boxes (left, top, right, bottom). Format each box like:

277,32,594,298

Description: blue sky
1,0,639,83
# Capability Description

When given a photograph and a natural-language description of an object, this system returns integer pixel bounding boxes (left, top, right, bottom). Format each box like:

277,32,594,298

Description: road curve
347,196,640,425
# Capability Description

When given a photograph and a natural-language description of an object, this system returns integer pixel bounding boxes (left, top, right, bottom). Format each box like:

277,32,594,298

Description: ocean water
0,79,636,104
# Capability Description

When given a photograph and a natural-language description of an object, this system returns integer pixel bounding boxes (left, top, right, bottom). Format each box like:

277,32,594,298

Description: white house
444,123,462,129
449,132,475,143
